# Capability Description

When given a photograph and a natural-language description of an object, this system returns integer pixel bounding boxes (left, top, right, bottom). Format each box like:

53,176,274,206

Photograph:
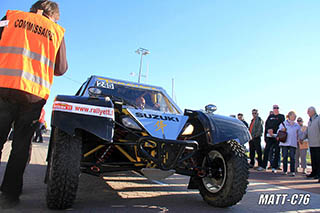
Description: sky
1,0,320,127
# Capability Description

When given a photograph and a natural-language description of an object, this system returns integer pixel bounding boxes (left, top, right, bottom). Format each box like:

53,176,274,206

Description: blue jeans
281,146,296,173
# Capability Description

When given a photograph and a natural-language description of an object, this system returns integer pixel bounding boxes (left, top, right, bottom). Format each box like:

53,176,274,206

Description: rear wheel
46,128,82,209
199,140,249,207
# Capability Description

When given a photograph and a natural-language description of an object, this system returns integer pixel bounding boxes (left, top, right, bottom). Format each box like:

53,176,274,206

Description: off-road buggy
45,75,251,209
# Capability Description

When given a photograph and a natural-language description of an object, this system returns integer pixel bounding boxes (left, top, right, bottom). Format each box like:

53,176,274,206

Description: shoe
291,172,295,176
283,172,287,175
272,168,277,173
302,170,307,174
277,167,282,170
256,166,263,171
313,175,319,179
249,164,254,168
267,166,272,170
0,194,19,209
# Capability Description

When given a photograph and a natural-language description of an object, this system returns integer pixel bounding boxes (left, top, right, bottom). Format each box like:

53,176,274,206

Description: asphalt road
0,135,319,212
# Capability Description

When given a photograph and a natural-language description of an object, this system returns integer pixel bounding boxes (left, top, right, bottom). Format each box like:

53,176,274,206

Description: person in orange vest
33,108,46,143
0,1,67,208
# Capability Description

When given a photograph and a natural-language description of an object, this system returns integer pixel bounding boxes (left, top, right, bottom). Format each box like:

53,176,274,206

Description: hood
127,108,188,140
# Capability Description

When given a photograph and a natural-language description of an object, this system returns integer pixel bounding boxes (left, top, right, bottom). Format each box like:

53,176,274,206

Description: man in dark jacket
260,105,285,173
248,109,263,169
237,113,249,128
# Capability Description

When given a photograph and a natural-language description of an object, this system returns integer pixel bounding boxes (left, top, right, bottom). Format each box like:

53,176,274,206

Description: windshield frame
83,76,183,114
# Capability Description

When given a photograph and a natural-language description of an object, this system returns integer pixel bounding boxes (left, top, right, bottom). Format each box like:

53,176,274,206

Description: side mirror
205,104,217,113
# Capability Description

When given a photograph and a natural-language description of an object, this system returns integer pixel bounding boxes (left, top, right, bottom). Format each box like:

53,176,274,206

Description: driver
135,96,146,109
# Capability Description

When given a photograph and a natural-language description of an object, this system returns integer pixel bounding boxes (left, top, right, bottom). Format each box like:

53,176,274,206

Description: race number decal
95,80,114,89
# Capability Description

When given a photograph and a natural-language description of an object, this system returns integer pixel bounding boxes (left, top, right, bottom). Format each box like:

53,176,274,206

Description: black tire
46,128,82,209
199,140,249,207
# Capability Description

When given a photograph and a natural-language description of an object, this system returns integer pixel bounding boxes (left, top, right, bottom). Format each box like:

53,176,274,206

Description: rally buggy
45,75,251,209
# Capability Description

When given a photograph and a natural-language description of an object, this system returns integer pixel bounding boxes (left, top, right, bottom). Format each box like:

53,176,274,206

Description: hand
268,129,274,137
153,103,160,110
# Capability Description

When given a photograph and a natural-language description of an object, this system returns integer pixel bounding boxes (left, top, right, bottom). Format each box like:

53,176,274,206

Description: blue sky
2,0,320,126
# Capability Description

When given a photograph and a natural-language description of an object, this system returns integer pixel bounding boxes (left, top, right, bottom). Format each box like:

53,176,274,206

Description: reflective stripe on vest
0,68,51,89
0,46,54,70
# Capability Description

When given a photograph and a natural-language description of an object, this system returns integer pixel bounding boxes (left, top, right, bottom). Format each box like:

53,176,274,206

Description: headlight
88,87,102,96
181,123,194,136
122,116,142,130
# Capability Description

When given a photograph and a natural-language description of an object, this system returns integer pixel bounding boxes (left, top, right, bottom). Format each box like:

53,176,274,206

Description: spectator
300,107,320,182
248,109,263,169
278,111,301,176
267,109,276,168
237,113,249,128
295,117,308,174
33,108,45,143
260,105,285,173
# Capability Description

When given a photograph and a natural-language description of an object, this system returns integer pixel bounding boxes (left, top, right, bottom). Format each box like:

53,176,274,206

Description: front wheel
46,128,82,209
199,140,249,207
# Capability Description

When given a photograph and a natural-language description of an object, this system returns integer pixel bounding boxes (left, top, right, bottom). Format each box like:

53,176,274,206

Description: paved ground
0,135,319,212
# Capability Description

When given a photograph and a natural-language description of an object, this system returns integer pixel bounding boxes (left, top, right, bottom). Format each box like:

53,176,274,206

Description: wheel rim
202,150,227,193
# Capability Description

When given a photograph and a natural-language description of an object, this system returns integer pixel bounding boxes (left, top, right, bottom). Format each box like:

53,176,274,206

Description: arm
54,37,68,76
277,123,284,133
258,118,263,136
265,115,271,135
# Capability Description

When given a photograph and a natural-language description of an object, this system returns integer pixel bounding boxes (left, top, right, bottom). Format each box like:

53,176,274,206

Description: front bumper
137,136,198,170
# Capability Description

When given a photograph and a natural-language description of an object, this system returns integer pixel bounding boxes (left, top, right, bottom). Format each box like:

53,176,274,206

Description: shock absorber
90,145,113,173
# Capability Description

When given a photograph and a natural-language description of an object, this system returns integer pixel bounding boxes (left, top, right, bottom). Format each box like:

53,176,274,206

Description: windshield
92,81,179,114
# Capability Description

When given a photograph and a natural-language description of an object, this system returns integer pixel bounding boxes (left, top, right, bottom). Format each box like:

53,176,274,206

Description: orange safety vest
0,10,65,100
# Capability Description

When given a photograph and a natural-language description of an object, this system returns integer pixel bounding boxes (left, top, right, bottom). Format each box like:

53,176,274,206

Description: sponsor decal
52,102,73,110
154,120,167,135
53,101,114,119
135,112,179,122
127,108,188,140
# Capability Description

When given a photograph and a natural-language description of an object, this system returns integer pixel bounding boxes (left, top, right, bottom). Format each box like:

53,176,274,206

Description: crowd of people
237,105,320,183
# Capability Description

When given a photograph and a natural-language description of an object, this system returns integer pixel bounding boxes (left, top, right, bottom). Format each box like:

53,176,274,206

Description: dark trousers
269,145,281,168
310,147,320,176
262,137,280,169
249,137,263,167
0,97,45,197
281,146,296,173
